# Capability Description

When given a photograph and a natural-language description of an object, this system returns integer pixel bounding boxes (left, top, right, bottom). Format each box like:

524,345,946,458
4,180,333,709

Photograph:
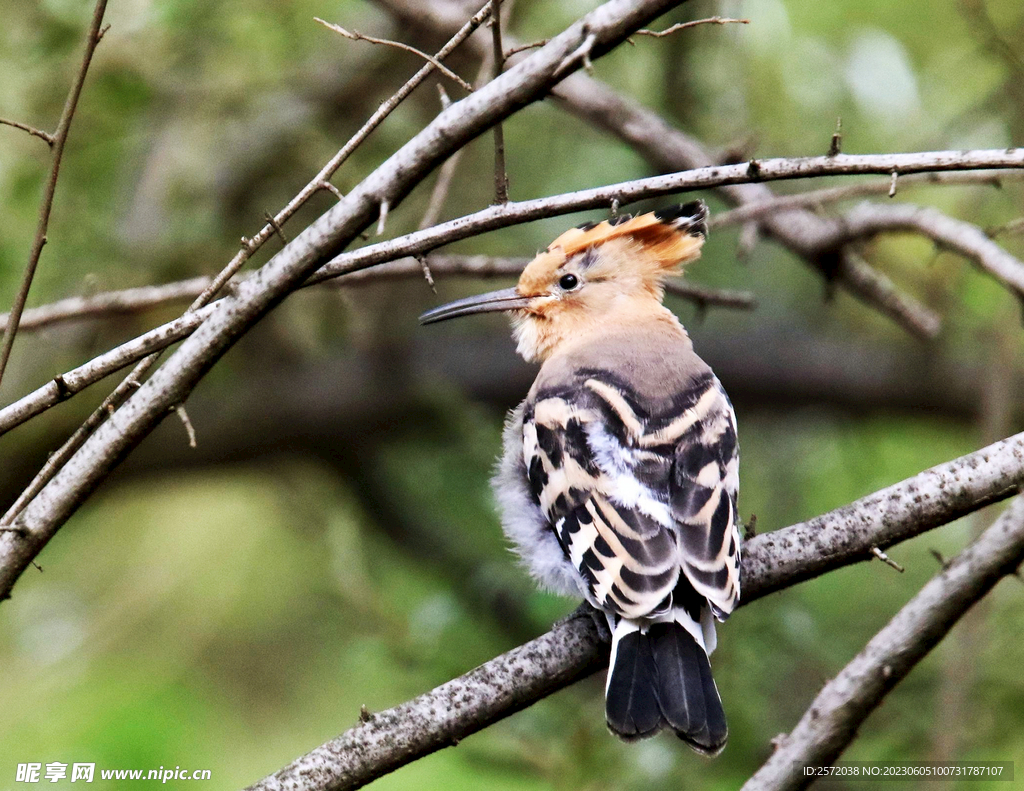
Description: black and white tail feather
605,614,728,753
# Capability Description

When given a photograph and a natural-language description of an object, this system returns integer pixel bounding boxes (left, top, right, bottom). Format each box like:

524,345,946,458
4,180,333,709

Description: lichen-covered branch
740,496,1024,791
243,433,1024,791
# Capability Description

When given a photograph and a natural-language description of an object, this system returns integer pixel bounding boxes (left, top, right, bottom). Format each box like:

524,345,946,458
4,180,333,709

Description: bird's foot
558,601,612,643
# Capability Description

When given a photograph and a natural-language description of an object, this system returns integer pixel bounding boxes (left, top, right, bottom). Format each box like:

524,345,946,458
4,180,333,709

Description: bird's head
420,201,707,362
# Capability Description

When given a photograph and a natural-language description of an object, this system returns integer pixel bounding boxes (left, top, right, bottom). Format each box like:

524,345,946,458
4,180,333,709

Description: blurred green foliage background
1,0,1023,789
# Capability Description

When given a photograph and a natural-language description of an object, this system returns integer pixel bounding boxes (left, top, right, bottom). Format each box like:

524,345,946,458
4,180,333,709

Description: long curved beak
419,287,532,325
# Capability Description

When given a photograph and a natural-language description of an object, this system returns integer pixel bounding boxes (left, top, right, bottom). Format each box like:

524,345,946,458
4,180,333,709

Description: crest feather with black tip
518,201,708,296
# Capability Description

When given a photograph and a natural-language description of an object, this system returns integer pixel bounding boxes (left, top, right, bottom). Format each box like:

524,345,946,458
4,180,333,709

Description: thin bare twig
418,151,464,230
504,40,547,58
0,118,55,145
741,496,1024,791
0,277,210,333
317,180,345,202
264,212,290,246
636,15,749,37
556,32,597,75
490,0,510,203
710,170,1014,229
666,279,754,308
418,48,498,230
415,256,436,293
314,18,474,92
870,545,905,573
827,117,842,157
0,0,109,391
172,404,197,449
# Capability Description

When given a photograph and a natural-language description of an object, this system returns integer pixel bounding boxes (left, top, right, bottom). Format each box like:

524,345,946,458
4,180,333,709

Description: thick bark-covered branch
244,433,1024,791
245,608,608,791
740,433,1024,599
832,202,1024,299
740,496,1024,791
0,0,693,598
312,149,1024,281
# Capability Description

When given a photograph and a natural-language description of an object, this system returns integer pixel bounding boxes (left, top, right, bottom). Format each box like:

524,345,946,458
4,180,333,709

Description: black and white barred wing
523,372,740,621
523,388,680,621
660,377,741,620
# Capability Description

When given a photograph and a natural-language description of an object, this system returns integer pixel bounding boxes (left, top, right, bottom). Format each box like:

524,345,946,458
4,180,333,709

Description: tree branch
313,19,474,92
0,0,697,599
740,496,1024,791
0,0,497,529
375,0,944,338
0,255,753,336
190,0,492,314
834,250,942,340
0,117,55,145
636,15,748,37
831,202,1024,300
0,277,212,333
740,432,1024,599
244,433,1024,791
489,0,510,203
0,305,212,439
709,170,1014,229
245,610,607,791
3,149,1020,437
309,149,1024,281
0,0,108,390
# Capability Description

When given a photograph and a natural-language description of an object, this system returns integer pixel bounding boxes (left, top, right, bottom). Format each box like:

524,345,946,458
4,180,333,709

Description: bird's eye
559,273,579,290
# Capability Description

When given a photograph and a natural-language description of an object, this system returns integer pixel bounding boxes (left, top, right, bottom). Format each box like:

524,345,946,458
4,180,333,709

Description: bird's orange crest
517,201,707,297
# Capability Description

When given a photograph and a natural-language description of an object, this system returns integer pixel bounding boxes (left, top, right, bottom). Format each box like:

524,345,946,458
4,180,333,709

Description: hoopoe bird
420,201,740,754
